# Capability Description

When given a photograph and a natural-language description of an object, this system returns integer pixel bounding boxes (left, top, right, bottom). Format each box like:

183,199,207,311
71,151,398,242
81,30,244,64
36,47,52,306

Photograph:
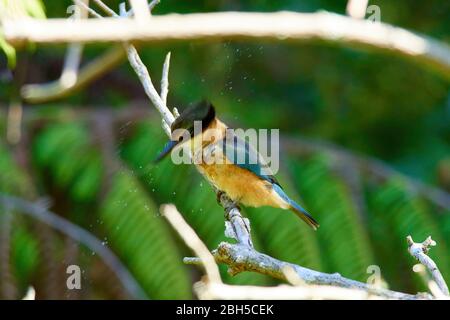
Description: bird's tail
288,199,319,230
272,184,319,230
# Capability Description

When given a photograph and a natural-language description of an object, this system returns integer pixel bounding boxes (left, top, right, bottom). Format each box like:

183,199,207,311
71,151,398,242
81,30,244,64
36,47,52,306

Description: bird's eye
178,136,183,142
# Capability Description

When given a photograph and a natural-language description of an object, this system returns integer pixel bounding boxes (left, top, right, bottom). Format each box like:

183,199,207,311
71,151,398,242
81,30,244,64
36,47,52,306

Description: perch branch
165,204,394,300
0,193,147,299
165,202,429,300
3,11,450,79
407,235,450,296
185,242,428,300
217,192,253,248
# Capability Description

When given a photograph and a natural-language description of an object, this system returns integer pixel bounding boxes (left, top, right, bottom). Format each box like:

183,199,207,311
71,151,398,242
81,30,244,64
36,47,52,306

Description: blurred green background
0,0,449,299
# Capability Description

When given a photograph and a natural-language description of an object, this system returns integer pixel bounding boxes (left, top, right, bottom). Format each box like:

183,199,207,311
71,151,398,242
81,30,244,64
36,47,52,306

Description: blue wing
221,132,279,186
217,131,319,229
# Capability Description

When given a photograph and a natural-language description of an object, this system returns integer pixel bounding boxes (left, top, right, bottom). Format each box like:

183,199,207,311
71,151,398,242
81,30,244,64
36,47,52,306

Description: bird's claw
216,190,225,204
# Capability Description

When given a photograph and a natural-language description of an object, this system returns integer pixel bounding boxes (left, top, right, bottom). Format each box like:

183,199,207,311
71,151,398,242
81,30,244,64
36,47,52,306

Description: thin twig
160,52,171,106
160,204,222,284
60,44,83,87
73,0,102,18
116,2,175,133
6,101,23,144
407,235,449,296
125,44,174,130
92,0,118,17
21,45,125,103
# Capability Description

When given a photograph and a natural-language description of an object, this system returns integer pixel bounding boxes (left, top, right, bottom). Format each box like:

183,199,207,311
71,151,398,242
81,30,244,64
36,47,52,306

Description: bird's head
155,101,216,162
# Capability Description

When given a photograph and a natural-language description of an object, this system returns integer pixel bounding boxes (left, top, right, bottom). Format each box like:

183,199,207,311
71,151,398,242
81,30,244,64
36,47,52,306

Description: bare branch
125,43,175,129
73,0,103,19
124,0,160,17
189,242,429,299
4,12,450,79
60,44,84,88
346,0,369,19
160,52,171,106
129,0,151,23
92,0,118,17
21,45,125,103
217,192,253,247
0,193,147,299
160,204,222,284
6,101,23,144
196,282,379,300
407,235,449,297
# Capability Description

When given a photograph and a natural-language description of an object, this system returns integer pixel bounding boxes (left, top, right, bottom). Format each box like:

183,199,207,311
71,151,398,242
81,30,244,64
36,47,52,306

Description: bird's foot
216,191,241,212
216,190,225,205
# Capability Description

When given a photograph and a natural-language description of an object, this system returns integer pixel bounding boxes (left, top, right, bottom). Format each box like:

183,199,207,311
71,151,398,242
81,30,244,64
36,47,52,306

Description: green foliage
290,154,375,281
0,141,40,298
33,122,103,202
100,171,192,299
11,224,40,289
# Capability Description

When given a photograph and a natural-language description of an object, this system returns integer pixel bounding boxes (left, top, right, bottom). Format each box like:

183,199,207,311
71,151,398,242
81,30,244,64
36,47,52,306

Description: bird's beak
154,140,179,163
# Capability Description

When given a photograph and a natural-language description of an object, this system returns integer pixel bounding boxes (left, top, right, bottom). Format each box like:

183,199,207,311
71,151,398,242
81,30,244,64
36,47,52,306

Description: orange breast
198,162,287,208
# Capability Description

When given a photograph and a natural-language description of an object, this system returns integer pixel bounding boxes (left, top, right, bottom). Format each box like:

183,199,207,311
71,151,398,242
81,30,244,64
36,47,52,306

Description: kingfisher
155,101,319,230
